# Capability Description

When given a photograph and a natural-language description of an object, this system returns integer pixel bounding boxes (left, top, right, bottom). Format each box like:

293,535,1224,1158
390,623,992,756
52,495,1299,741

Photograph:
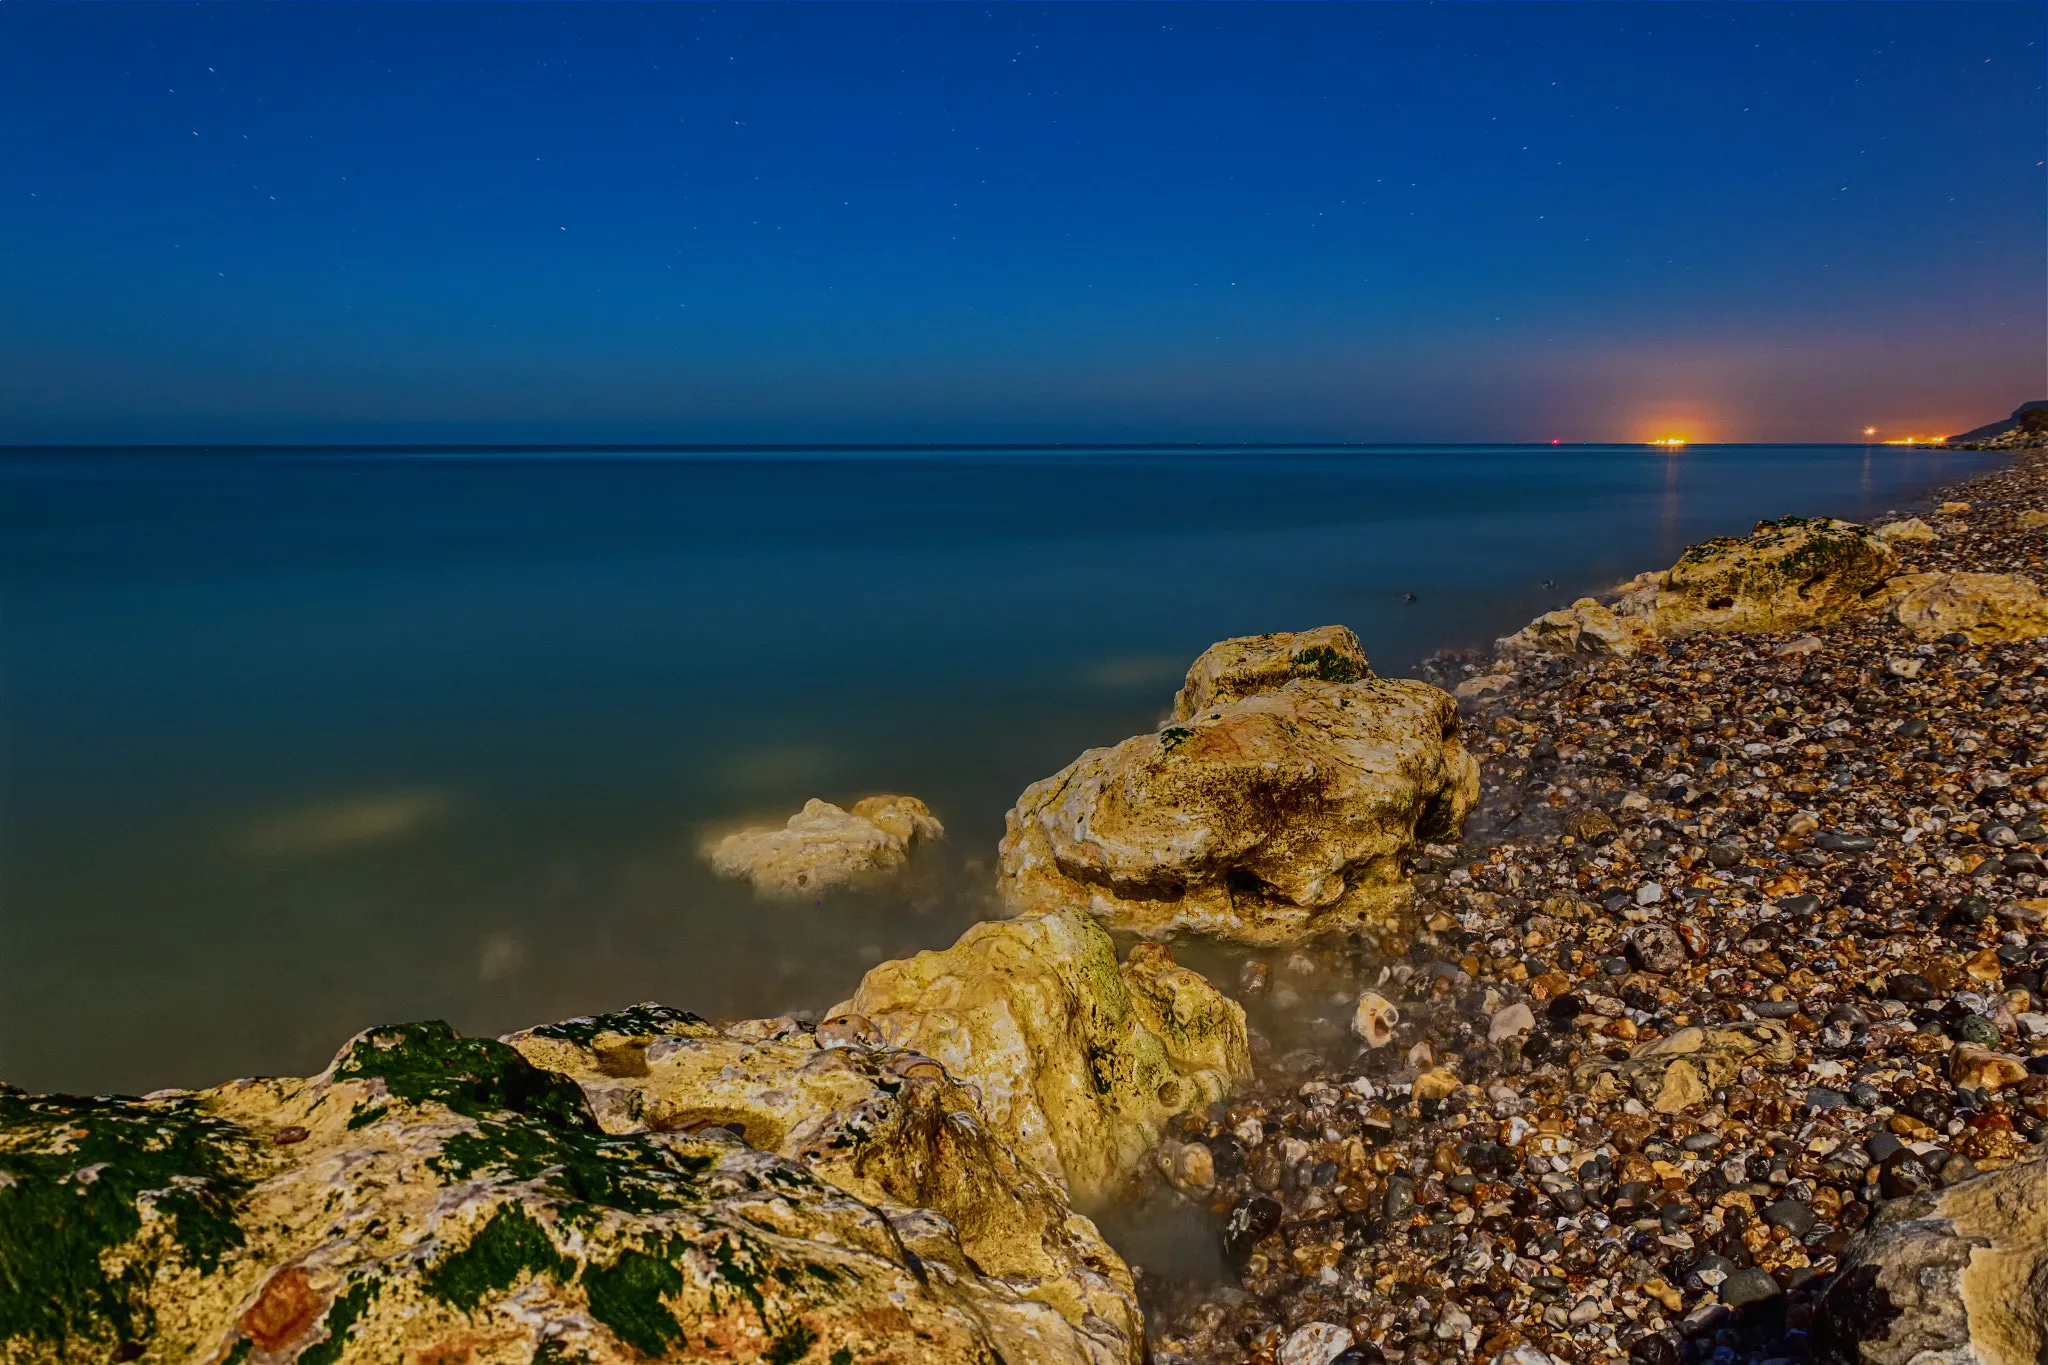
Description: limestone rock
0,1018,1126,1365
1883,571,2048,644
1875,517,1939,542
506,1005,1140,1361
1453,674,1516,699
1496,596,1652,659
703,794,943,896
1354,991,1402,1047
1499,517,1899,657
1172,625,1370,717
1572,1021,1794,1113
835,909,1252,1205
1000,629,1480,944
1815,1158,2048,1365
1279,1322,1357,1365
2018,510,2048,531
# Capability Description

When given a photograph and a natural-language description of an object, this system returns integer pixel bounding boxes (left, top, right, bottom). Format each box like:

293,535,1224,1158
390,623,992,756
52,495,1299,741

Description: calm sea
0,443,1995,1093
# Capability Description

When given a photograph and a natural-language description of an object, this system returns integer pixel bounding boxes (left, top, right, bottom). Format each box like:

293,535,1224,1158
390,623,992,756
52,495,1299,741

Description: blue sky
1,2,2041,443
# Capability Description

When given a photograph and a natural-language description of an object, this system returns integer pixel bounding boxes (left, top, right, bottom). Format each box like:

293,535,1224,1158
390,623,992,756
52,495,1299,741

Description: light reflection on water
0,443,1990,1094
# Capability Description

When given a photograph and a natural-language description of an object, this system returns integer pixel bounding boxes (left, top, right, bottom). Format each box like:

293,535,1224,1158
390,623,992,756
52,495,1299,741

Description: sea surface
0,443,1997,1095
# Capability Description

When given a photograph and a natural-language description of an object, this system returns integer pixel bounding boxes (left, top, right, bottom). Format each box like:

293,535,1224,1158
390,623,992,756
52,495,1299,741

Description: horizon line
0,440,1959,456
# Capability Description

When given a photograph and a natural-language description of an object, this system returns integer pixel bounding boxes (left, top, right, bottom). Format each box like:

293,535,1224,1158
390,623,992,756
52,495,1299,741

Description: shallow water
0,443,1994,1094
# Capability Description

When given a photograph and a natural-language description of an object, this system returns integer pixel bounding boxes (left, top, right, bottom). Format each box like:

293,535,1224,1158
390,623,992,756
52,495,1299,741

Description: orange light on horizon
1648,438,1688,447
1881,435,1948,446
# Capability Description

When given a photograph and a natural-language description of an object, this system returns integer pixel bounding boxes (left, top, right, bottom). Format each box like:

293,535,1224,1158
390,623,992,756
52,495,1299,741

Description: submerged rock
0,1018,1126,1365
1499,516,1899,657
507,1005,1141,1361
836,908,1252,1204
702,794,943,896
999,627,1479,943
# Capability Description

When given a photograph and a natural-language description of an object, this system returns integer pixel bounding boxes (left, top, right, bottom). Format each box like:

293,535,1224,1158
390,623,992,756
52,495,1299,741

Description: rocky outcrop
703,794,943,896
836,909,1252,1205
1882,571,2048,644
999,628,1480,944
1498,517,1900,658
1814,1158,2048,1365
506,1005,1141,1362
0,1018,1131,1365
1945,400,2048,448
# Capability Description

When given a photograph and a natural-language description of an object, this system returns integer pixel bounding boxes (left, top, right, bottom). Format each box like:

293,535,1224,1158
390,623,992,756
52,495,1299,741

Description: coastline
1142,445,2048,1365
6,444,2048,1365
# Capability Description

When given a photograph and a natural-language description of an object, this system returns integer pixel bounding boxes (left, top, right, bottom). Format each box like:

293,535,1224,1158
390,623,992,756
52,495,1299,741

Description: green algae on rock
1001,629,1479,944
1498,515,1901,658
836,908,1252,1206
0,1017,1143,1365
505,1004,1145,1362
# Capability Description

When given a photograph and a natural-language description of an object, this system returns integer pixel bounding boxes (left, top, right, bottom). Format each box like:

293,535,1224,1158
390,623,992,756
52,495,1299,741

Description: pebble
1279,1323,1356,1365
1140,449,2048,1365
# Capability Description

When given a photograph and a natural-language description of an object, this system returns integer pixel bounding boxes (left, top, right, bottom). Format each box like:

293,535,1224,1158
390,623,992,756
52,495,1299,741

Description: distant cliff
1947,399,2048,447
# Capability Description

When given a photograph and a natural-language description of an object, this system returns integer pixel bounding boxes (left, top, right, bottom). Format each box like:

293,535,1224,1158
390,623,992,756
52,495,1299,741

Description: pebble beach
1141,446,2048,1365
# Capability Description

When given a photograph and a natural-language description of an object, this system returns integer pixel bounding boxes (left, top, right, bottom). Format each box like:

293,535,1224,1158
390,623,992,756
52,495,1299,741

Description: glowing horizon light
1648,438,1688,447
1881,435,1948,446
1864,427,1877,437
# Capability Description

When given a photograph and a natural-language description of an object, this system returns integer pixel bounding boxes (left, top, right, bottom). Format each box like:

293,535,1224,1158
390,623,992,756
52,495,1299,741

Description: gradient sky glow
2,2,2042,444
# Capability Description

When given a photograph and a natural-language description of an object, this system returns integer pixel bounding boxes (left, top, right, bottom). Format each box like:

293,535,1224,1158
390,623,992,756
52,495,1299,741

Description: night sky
2,3,2041,445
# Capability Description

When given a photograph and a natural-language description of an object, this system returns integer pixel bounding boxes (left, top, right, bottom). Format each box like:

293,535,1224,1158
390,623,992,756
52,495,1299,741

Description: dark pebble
1776,894,1821,915
2007,850,2048,875
1720,1268,1784,1307
1630,1334,1681,1365
1762,1198,1817,1236
1752,1000,1802,1019
1884,972,1938,1002
1330,1348,1385,1365
1816,832,1876,852
1222,1194,1283,1267
1804,1087,1847,1111
1955,1015,2001,1046
1849,1082,1883,1109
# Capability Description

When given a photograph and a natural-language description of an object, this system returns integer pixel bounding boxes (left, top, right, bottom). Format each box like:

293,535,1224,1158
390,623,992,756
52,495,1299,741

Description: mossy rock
0,1019,1135,1364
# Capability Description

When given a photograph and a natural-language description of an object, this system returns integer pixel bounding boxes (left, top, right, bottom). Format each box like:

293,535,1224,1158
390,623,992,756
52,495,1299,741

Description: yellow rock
1413,1068,1463,1102
505,1008,1142,1358
837,909,1252,1205
0,1018,1128,1365
1876,517,1940,542
1819,1155,2048,1365
1883,571,2048,644
1951,1044,2029,1092
702,794,943,896
1498,517,1899,658
1171,623,1370,715
1352,990,1401,1047
2019,509,2048,531
1000,628,1479,943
